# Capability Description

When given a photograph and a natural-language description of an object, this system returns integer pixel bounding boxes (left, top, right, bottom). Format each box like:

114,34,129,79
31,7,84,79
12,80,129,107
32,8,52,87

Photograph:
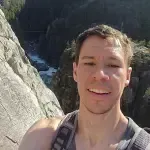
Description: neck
76,104,128,147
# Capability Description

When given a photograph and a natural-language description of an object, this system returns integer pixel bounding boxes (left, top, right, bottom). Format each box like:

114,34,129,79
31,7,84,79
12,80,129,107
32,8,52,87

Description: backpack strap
127,128,150,150
51,110,78,150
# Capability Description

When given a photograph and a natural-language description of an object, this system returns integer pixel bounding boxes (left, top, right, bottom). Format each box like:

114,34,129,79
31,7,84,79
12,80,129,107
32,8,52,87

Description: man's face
73,36,132,114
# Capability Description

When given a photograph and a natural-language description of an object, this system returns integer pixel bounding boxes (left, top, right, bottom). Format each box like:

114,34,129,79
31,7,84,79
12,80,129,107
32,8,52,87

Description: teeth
89,89,109,94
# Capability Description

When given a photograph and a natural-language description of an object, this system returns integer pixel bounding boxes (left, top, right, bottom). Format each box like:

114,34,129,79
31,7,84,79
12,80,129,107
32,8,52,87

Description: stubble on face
74,36,131,115
81,100,116,115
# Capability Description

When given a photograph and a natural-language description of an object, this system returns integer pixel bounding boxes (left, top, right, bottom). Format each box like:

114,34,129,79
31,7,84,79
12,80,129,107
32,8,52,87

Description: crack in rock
5,136,18,145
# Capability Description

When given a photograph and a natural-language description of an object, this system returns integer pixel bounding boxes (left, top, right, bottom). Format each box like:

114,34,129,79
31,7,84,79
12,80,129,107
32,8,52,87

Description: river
24,40,57,87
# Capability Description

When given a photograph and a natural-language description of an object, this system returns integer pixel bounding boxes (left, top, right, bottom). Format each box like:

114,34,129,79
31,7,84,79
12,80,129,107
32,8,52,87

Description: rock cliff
0,9,63,150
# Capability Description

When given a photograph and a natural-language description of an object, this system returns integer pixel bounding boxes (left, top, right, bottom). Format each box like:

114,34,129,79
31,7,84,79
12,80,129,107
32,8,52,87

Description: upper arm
18,117,62,150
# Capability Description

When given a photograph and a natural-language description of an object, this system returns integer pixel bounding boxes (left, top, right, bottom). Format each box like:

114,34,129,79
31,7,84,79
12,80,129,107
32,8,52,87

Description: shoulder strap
127,129,150,150
51,110,78,150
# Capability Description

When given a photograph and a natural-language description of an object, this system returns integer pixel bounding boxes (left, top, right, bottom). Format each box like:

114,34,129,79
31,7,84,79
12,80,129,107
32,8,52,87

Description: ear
73,62,77,82
125,67,132,87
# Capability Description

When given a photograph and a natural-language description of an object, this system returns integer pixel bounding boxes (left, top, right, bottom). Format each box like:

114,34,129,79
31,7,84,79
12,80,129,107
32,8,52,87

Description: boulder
0,9,63,150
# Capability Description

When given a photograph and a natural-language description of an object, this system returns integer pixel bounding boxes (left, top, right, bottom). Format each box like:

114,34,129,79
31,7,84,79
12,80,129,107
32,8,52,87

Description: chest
75,137,118,150
75,144,118,150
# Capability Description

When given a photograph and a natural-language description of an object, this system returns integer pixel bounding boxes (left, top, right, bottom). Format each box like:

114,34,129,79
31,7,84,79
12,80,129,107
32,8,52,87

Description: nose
93,67,110,81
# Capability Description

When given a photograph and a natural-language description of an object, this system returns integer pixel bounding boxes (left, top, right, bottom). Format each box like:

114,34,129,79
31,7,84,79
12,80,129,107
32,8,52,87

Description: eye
84,62,95,66
107,64,120,68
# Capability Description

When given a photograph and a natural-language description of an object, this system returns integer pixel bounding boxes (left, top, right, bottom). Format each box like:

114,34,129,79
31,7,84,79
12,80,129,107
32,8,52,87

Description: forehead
79,35,124,59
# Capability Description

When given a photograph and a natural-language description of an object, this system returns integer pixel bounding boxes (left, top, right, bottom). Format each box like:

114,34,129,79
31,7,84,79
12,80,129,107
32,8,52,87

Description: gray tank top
67,117,138,150
51,111,140,150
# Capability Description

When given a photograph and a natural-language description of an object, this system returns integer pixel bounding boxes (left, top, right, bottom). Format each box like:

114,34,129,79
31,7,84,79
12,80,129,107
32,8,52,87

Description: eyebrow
81,56,121,60
108,56,122,62
81,56,94,60
108,56,120,61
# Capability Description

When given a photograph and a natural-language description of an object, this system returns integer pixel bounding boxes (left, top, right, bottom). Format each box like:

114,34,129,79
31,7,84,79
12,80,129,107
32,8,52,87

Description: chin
85,105,113,115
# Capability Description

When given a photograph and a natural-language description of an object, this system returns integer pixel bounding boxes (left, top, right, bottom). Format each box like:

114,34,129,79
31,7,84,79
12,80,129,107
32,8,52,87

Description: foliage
2,0,24,21
18,0,150,65
1,0,25,46
131,50,150,76
145,88,150,98
51,44,78,113
2,0,150,65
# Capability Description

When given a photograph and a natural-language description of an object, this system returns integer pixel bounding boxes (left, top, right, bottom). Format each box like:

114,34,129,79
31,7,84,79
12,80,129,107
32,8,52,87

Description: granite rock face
0,9,63,150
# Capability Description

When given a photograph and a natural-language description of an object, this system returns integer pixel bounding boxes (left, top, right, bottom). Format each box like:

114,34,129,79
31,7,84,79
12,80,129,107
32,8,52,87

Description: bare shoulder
19,116,63,150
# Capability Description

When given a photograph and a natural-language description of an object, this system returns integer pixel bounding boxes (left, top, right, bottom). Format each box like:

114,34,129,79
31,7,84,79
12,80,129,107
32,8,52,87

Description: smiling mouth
88,88,111,95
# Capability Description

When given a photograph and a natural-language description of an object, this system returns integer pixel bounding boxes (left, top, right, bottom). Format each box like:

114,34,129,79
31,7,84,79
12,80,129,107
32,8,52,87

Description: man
19,25,150,150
